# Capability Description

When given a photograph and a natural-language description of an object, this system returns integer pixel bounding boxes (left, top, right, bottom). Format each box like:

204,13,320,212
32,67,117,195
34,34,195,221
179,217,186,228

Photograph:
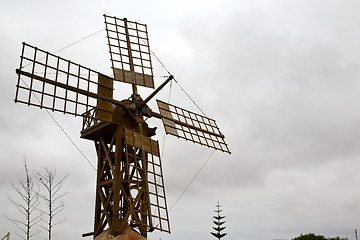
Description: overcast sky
1,0,360,240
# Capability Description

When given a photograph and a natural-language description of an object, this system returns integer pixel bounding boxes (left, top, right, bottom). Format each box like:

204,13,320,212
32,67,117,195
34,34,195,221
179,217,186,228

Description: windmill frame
14,14,230,239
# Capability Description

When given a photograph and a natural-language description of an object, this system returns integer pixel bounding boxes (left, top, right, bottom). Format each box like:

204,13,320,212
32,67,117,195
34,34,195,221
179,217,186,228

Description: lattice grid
157,100,231,154
124,128,170,233
15,42,113,117
104,15,154,88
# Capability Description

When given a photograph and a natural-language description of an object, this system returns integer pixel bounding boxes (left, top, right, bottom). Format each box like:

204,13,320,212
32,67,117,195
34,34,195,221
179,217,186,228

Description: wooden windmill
14,14,231,239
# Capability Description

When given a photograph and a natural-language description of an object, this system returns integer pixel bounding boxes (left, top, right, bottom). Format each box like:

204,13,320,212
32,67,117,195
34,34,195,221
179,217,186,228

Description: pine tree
211,201,227,239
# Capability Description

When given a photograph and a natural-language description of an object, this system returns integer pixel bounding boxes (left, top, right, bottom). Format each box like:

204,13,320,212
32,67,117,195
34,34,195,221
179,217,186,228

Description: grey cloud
2,1,360,240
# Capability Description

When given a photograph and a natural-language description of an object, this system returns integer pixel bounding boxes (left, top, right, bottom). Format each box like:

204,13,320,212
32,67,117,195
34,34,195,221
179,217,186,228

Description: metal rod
143,75,173,105
81,232,94,237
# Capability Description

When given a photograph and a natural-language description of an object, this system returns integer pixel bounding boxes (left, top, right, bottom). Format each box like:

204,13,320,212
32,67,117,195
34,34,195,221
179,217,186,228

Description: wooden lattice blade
15,42,117,121
156,100,231,154
104,15,154,88
124,128,170,233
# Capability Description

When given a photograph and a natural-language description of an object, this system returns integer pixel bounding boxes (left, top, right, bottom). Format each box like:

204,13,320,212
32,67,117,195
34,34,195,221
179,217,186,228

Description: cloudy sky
1,0,360,240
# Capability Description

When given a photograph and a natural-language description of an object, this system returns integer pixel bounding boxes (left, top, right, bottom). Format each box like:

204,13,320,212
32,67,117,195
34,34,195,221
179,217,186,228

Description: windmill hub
129,94,152,118
113,96,152,126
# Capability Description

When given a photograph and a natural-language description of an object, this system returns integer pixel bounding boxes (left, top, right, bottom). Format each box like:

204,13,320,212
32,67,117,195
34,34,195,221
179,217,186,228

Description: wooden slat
14,43,120,119
156,100,231,154
104,15,154,89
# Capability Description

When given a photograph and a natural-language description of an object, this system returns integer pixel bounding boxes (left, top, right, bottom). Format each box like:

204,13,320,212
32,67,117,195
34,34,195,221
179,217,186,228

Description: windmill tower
14,15,231,239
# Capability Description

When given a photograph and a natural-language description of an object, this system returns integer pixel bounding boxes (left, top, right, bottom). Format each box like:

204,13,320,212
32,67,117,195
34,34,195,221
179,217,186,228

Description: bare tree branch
5,159,41,240
34,166,68,240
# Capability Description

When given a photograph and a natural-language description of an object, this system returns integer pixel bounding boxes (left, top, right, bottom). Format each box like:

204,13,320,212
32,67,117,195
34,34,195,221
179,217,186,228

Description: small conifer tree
211,201,227,239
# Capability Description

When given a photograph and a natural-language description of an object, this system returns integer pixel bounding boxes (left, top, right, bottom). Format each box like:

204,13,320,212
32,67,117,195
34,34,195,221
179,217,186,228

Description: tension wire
169,149,216,212
19,77,96,171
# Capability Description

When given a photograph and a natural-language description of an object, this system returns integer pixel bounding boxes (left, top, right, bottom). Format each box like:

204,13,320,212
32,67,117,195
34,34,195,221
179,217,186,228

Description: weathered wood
15,14,230,240
104,15,154,89
94,223,146,240
97,74,114,122
156,100,231,154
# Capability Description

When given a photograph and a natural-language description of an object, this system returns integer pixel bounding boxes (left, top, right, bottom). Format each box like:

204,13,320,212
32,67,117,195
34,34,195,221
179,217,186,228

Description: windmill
14,14,231,239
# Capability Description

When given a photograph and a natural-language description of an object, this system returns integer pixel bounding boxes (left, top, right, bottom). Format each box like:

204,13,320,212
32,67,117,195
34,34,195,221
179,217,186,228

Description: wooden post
355,229,358,240
123,18,138,95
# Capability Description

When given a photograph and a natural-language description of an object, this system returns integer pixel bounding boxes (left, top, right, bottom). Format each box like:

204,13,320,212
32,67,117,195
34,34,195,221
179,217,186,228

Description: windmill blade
156,100,231,154
123,128,170,233
104,15,154,88
15,42,117,122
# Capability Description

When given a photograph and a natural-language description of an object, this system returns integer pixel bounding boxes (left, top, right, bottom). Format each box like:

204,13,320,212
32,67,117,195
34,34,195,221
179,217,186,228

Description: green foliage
293,233,348,240
211,232,227,239
211,201,227,239
328,237,348,240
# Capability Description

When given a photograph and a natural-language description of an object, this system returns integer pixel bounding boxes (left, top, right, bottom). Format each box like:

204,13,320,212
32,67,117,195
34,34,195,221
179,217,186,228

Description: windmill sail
156,100,231,154
104,15,154,88
15,42,115,121
123,128,170,233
